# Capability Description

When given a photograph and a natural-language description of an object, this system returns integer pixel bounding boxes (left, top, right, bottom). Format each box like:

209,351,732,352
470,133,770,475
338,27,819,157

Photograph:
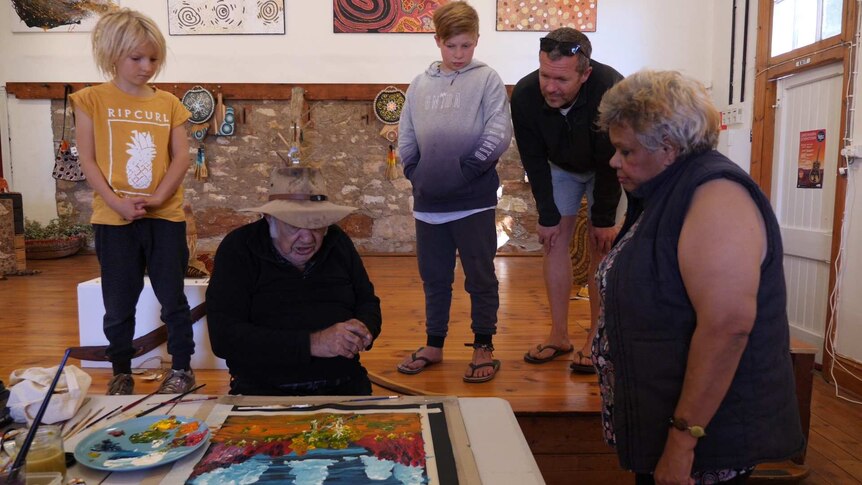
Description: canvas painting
168,0,285,35
496,0,597,32
10,0,120,33
333,0,448,33
185,405,458,484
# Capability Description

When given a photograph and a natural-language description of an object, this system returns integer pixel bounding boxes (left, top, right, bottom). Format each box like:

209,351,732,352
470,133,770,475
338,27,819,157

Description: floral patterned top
591,217,753,484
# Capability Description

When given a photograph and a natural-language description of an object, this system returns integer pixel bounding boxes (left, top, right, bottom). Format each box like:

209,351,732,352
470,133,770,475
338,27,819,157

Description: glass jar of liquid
14,425,66,477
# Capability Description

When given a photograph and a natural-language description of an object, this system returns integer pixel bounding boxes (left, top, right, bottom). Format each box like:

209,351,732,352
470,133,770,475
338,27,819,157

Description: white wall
1,0,717,222
712,0,757,173
833,11,862,363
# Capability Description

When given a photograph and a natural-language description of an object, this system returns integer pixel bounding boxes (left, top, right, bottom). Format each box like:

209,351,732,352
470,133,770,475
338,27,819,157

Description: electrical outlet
840,145,862,159
721,106,746,126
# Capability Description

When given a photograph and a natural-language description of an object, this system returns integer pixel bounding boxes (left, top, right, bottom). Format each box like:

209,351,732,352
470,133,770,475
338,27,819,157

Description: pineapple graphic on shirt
125,130,156,189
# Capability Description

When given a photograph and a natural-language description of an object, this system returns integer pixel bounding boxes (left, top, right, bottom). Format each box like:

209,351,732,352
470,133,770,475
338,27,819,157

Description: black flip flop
523,344,574,364
570,350,596,374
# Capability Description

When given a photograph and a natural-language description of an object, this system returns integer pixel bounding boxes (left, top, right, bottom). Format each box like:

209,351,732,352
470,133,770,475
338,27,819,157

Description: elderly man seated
206,166,381,396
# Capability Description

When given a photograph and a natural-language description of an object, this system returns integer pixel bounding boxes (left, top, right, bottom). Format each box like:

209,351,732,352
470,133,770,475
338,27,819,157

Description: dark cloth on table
206,220,381,394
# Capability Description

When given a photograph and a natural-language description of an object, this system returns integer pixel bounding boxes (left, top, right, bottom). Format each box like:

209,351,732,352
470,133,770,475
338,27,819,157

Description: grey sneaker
157,369,196,394
107,373,134,395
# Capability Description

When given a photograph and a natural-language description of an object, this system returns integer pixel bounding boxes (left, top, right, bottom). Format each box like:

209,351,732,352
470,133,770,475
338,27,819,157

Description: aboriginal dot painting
333,0,449,34
496,0,597,32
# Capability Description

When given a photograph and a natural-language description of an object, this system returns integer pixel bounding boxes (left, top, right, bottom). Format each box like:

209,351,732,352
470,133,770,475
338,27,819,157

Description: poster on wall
797,129,825,189
168,0,285,35
10,0,120,33
333,0,447,33
496,0,597,32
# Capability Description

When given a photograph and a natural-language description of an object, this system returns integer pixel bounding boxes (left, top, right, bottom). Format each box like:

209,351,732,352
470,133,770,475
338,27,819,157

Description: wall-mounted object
10,0,120,33
496,0,598,32
373,86,405,143
210,92,236,136
169,0,285,35
333,0,444,33
182,86,215,124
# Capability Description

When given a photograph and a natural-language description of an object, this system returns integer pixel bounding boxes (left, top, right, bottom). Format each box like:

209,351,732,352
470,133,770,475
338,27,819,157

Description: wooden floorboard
3,254,862,483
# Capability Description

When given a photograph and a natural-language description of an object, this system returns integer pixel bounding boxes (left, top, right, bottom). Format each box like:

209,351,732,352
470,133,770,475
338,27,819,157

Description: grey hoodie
399,60,513,213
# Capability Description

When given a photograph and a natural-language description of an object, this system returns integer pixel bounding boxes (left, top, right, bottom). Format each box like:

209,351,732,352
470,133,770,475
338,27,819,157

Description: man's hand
310,319,373,359
589,225,618,255
537,223,561,254
110,196,147,221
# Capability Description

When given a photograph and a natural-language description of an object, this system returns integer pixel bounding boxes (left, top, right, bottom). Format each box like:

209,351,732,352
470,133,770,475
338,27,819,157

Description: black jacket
511,59,623,227
206,220,382,387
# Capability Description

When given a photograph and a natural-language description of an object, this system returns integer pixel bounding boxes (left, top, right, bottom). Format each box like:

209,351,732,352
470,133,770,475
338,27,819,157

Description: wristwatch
669,416,706,438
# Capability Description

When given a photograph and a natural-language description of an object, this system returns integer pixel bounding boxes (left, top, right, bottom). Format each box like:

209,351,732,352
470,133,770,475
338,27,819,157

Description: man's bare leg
573,222,613,369
526,215,578,360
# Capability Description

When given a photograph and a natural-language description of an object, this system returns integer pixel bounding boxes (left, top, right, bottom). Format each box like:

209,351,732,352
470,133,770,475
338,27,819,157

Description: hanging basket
25,236,84,259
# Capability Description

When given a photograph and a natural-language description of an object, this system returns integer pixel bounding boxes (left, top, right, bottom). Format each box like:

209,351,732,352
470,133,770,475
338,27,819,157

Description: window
771,0,843,57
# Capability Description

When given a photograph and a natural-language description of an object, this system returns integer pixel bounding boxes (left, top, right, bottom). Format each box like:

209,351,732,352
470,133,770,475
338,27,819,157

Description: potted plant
24,217,92,259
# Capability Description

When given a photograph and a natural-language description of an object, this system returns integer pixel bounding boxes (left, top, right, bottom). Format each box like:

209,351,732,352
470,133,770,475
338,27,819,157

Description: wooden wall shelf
5,82,515,101
5,82,411,101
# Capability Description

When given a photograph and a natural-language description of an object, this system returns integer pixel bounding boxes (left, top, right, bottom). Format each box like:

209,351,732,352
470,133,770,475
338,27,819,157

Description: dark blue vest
605,150,805,472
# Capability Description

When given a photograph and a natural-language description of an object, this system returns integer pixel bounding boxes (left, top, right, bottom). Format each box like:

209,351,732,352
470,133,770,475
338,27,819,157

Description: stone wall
52,95,542,254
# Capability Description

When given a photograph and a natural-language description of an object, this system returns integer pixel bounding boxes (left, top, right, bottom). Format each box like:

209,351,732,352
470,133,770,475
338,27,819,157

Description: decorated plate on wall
181,86,215,124
373,86,406,125
74,415,209,472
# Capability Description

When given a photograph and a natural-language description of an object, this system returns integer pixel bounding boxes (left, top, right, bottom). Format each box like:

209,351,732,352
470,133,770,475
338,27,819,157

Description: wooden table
59,395,544,485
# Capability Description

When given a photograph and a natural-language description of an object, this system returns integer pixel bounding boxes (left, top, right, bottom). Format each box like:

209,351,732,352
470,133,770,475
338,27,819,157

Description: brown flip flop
396,347,440,375
463,359,501,383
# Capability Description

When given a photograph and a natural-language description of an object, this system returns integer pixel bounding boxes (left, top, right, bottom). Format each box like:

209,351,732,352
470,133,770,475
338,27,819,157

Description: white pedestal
77,277,227,369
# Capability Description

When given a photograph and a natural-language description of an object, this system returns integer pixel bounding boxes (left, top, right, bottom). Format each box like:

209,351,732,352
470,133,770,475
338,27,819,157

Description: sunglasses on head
539,37,588,58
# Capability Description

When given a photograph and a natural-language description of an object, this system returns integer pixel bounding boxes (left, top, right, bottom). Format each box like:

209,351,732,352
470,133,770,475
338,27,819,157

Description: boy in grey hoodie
396,1,512,383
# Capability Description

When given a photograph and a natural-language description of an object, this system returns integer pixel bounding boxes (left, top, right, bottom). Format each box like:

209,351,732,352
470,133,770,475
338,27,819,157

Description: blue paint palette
73,415,209,472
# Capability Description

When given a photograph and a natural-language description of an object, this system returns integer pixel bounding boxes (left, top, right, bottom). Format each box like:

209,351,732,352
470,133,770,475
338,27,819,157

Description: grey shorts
550,163,594,218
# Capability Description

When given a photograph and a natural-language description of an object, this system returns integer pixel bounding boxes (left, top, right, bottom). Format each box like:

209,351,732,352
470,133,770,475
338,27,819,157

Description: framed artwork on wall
496,0,597,32
333,0,448,33
10,0,120,33
168,0,285,35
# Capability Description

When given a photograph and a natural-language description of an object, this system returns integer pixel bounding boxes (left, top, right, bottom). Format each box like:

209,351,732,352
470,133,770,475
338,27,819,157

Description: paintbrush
9,349,71,482
63,406,103,440
115,389,161,417
135,384,206,418
144,396,217,406
78,405,123,434
339,395,400,404
61,407,97,439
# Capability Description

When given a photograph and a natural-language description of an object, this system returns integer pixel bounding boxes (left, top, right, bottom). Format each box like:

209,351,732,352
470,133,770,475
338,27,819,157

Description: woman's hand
653,431,696,485
310,319,373,359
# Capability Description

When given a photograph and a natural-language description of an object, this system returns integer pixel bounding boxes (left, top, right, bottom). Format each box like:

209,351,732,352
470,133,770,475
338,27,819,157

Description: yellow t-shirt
70,82,191,225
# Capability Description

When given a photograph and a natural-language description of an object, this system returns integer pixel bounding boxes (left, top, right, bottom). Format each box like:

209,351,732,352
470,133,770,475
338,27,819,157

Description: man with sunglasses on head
511,28,623,374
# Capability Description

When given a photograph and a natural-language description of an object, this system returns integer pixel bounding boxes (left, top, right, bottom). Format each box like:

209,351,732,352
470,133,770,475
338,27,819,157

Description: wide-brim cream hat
240,166,355,229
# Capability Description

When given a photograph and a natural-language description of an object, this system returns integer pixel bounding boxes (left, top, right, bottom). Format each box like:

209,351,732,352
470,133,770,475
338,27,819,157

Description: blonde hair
92,9,167,79
433,1,478,41
598,70,720,157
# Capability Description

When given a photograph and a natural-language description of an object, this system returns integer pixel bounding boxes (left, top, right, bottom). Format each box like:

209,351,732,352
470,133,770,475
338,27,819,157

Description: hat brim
240,200,356,229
